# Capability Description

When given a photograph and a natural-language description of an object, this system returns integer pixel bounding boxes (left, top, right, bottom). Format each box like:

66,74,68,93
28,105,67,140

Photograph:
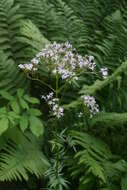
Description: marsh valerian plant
19,41,108,189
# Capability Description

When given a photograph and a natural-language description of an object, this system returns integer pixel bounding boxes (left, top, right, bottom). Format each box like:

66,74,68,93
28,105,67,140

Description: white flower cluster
18,63,37,71
18,41,96,80
101,67,108,79
41,92,64,118
82,95,99,117
77,55,96,70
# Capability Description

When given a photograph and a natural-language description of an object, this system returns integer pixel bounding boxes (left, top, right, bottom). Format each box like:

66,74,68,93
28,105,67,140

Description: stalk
55,71,59,189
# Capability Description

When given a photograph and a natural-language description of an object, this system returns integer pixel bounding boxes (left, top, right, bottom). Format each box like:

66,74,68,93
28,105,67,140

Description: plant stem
55,72,59,189
27,74,55,92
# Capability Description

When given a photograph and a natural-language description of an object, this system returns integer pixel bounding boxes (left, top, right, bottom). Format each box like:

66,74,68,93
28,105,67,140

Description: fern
71,130,127,188
18,20,49,56
0,132,49,181
0,51,29,93
0,0,23,60
0,0,127,189
90,112,127,127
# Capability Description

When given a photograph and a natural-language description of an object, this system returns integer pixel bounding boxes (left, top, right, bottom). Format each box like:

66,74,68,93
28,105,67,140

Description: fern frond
71,131,111,159
0,51,29,93
80,60,127,95
77,150,106,183
90,112,127,127
0,134,49,181
0,0,23,60
18,20,49,53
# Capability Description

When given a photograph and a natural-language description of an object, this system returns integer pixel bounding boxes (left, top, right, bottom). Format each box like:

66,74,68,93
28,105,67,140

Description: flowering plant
19,41,108,189
19,41,108,119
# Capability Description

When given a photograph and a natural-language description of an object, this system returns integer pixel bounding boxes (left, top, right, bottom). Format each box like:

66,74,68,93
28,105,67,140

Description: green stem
55,72,59,189
82,105,90,131
59,83,69,105
27,74,55,92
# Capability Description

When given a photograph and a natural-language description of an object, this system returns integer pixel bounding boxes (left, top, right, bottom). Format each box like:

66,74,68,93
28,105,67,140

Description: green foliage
0,89,48,183
90,112,127,127
0,0,23,59
0,130,49,181
0,117,9,135
71,130,127,189
71,131,111,183
0,0,127,189
121,175,127,190
0,89,44,137
0,51,29,93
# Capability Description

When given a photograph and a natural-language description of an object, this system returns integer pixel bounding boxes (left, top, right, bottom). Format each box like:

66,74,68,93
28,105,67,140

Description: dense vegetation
0,0,127,189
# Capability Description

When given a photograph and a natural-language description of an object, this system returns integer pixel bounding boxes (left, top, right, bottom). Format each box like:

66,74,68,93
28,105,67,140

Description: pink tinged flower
89,55,94,62
101,67,108,79
18,64,25,69
31,58,39,65
56,107,64,118
77,55,84,68
59,48,64,53
47,93,53,100
41,92,64,119
18,63,34,71
25,64,33,70
65,41,72,49
84,55,96,70
88,62,96,70
81,95,99,117
41,95,47,100
28,41,97,81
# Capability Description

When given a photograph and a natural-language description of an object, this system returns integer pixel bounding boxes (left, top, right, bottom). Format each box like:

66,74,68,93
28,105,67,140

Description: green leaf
8,111,20,119
24,95,40,104
0,118,9,135
29,116,44,137
0,107,6,114
0,91,14,101
11,100,20,114
121,175,127,190
20,114,28,132
29,108,42,116
19,98,29,110
78,180,94,190
17,89,24,98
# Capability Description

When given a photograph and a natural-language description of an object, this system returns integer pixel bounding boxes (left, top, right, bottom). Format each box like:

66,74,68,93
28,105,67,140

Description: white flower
55,107,64,118
21,42,98,80
18,63,34,71
89,55,94,62
82,95,99,117
31,58,40,65
101,67,108,79
77,55,84,68
41,92,64,118
65,41,72,49
18,64,25,69
87,56,96,70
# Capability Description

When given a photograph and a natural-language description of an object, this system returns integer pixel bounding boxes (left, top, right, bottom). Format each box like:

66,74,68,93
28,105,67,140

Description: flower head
101,67,108,79
19,42,97,81
82,95,99,117
41,92,64,119
18,63,34,71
